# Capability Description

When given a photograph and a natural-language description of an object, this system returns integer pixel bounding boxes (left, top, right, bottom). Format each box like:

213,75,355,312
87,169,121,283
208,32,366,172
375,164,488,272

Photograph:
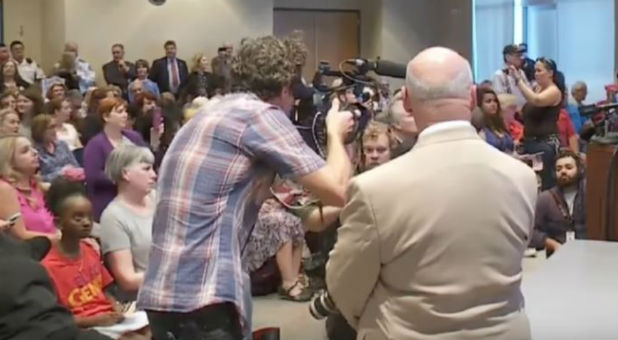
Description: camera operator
137,35,354,340
326,47,536,340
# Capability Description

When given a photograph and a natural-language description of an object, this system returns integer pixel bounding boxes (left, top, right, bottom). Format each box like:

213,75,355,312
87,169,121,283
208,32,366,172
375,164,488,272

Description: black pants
523,136,559,191
147,303,243,340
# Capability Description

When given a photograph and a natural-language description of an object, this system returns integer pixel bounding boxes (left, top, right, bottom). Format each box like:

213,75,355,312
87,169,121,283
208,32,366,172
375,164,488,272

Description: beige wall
41,0,65,72
61,0,273,84
3,0,43,64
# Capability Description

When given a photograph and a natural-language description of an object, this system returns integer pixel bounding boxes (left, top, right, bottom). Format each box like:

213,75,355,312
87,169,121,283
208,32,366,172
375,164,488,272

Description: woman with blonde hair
0,109,20,135
0,134,57,240
179,52,212,101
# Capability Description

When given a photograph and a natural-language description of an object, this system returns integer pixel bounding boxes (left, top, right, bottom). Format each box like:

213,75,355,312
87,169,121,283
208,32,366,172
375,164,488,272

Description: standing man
211,42,233,93
326,47,538,340
10,41,45,85
149,40,188,97
138,36,353,340
63,42,96,94
493,44,530,109
102,44,135,100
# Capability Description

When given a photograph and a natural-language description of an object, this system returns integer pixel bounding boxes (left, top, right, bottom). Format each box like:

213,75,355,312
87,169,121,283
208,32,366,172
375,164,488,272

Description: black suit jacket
149,57,189,95
102,60,136,96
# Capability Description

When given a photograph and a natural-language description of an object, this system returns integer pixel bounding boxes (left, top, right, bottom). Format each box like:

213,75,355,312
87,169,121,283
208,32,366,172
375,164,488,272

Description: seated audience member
53,52,81,92
48,97,83,151
0,108,20,134
377,90,417,158
16,87,45,138
477,88,514,153
0,232,113,340
46,82,68,102
100,146,156,300
244,181,313,302
67,89,85,120
532,150,585,257
0,60,30,93
566,81,587,133
41,178,149,337
557,108,579,153
0,135,57,240
356,121,397,173
497,93,524,143
31,114,83,183
84,97,146,222
128,59,160,103
0,91,17,110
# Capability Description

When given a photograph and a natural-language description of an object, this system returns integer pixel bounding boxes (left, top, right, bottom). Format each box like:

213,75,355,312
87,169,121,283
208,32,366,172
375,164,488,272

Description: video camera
293,58,406,157
578,102,618,144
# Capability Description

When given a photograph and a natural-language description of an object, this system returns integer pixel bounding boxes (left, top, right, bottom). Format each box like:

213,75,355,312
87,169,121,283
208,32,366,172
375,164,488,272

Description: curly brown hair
231,35,296,101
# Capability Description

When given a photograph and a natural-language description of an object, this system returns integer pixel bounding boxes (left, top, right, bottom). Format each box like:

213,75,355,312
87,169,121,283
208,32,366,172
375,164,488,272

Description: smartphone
152,107,163,131
7,212,21,227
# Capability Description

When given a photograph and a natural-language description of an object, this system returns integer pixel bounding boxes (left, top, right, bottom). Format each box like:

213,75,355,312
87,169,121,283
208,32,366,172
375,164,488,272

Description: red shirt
509,120,524,143
41,241,114,317
557,109,576,147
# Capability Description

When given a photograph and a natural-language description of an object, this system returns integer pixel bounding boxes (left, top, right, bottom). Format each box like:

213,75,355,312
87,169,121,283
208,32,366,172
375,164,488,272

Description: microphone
344,58,406,79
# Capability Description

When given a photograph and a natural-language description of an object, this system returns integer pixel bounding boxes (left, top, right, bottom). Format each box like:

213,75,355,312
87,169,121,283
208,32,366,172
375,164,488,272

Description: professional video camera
293,58,406,157
578,102,618,144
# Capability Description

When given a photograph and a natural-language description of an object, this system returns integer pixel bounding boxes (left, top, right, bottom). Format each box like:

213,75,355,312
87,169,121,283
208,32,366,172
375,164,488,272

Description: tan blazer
326,124,537,340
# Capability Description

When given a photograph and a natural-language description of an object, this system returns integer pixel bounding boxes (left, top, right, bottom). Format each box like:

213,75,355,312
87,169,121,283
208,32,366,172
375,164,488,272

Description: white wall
2,0,43,64
61,0,274,84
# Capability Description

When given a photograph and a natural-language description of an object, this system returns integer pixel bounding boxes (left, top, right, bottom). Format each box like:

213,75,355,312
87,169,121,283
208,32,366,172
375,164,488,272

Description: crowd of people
0,31,613,340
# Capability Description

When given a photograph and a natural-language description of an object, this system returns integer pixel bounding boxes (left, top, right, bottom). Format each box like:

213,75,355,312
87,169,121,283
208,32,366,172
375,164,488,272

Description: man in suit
102,43,135,100
149,40,188,97
326,47,538,340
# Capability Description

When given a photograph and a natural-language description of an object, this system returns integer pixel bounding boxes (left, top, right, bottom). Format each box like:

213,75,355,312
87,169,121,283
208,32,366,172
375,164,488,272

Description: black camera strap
549,190,575,230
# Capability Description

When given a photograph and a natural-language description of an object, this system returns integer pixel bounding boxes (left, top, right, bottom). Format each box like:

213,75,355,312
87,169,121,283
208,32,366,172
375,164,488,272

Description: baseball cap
503,44,524,55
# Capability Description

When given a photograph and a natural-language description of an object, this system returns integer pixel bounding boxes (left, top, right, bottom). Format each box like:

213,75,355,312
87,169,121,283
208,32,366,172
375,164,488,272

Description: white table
522,240,618,339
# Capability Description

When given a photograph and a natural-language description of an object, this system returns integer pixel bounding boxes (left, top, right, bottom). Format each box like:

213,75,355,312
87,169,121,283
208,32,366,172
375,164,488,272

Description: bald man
326,47,537,340
63,42,95,94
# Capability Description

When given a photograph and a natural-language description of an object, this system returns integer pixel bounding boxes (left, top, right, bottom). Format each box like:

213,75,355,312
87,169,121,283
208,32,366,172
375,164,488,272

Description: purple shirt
83,130,145,221
137,93,325,329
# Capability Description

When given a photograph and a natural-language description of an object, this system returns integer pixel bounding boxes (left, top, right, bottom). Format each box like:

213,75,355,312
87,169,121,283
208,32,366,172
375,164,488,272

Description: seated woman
0,108,20,134
0,134,57,240
41,178,149,338
244,177,312,302
0,60,30,93
476,88,514,153
1,91,17,110
47,97,83,152
100,145,157,301
31,114,84,183
83,97,145,222
16,87,45,138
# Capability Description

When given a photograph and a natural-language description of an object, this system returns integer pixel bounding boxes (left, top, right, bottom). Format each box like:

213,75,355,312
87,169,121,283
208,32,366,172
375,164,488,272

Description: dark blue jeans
523,136,559,191
147,303,243,340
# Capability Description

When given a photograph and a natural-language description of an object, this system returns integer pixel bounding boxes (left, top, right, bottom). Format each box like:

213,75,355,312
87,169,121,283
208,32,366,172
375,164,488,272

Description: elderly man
377,89,418,158
64,42,95,94
566,81,588,133
326,47,538,340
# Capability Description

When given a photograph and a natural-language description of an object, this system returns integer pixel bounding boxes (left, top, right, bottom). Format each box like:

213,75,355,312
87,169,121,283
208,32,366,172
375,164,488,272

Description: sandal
278,280,313,302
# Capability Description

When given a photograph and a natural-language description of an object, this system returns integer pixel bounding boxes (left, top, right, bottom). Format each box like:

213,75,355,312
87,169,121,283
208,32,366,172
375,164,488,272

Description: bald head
65,42,79,54
402,47,474,132
405,47,473,102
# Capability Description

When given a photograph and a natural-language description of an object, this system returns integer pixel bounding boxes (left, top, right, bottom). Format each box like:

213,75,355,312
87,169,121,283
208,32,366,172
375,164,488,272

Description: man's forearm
326,132,352,186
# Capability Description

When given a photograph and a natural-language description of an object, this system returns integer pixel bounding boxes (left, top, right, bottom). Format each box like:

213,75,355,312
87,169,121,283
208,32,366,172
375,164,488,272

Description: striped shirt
137,93,325,327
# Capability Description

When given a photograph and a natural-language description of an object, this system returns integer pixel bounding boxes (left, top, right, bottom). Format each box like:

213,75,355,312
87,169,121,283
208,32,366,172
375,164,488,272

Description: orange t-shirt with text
41,240,114,317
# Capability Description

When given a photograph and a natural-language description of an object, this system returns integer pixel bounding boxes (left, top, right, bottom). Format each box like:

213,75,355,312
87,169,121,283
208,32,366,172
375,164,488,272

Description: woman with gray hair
99,145,157,301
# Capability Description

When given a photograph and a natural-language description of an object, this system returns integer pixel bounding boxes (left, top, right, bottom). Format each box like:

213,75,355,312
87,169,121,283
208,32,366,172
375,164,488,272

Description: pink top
3,180,55,234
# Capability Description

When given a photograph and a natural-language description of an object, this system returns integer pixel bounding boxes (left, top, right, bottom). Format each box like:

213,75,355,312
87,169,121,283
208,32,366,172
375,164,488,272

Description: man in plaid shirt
138,35,354,340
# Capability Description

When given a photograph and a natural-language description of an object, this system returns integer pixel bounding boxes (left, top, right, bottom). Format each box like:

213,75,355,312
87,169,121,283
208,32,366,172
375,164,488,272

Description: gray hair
104,145,154,184
571,81,587,92
375,90,404,125
405,64,473,102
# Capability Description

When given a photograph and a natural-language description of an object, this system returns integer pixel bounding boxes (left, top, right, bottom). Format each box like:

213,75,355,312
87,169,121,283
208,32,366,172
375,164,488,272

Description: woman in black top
510,57,563,190
179,53,212,104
